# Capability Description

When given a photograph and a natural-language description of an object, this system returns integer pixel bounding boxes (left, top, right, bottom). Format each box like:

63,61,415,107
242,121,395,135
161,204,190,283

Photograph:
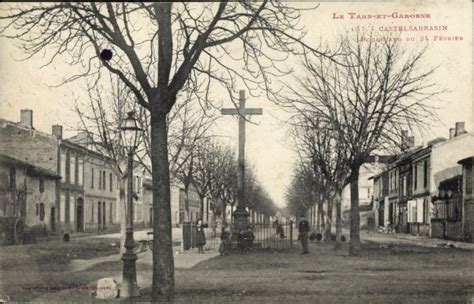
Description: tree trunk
325,199,332,241
222,202,227,227
334,192,343,250
318,200,324,233
349,167,361,256
199,195,205,220
151,111,174,302
184,189,190,222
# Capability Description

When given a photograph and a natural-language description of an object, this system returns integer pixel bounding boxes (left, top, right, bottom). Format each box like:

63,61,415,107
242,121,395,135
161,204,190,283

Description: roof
395,146,424,165
458,156,474,166
0,153,61,179
1,116,115,164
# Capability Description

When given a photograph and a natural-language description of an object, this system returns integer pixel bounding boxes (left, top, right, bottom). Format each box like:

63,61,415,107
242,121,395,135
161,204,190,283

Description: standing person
196,219,206,253
276,221,286,239
219,227,231,255
298,215,310,254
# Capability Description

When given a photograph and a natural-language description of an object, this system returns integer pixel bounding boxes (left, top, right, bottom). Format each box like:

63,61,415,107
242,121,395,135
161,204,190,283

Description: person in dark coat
219,227,231,255
298,215,310,254
238,226,255,254
196,219,206,253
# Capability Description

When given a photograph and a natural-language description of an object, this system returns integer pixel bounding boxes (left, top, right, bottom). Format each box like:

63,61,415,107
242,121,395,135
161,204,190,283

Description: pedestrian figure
274,220,286,239
196,219,207,253
298,215,310,254
238,226,255,254
219,227,231,255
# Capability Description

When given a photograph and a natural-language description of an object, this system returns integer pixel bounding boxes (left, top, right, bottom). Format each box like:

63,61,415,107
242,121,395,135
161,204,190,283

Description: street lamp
119,111,142,298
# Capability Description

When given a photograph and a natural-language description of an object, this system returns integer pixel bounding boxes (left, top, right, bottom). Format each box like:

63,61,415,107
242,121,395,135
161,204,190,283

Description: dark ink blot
100,49,113,61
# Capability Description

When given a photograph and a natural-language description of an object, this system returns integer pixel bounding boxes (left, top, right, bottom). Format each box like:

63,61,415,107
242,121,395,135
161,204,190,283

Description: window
423,160,428,189
110,173,113,192
91,201,95,222
367,188,371,199
135,176,141,193
70,153,76,184
39,203,45,221
91,167,95,189
414,164,418,190
110,202,113,223
9,168,16,190
99,170,102,189
60,152,66,181
466,164,473,195
60,194,66,222
423,199,429,223
391,171,394,190
402,176,407,196
39,177,44,193
433,198,461,221
103,171,106,190
69,195,75,223
78,157,83,186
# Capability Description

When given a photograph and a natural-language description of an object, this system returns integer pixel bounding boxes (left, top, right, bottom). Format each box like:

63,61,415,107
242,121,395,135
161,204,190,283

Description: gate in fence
252,219,294,250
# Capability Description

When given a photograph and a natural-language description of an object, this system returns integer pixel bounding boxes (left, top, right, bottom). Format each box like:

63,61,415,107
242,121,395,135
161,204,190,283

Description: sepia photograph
0,1,472,303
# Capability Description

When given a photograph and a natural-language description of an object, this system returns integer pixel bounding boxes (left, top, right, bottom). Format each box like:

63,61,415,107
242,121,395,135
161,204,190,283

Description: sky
0,1,472,208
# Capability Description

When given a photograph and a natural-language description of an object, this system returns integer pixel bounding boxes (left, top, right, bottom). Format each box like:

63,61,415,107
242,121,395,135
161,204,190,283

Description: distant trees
72,75,216,250
290,116,351,249
190,139,277,225
285,32,441,255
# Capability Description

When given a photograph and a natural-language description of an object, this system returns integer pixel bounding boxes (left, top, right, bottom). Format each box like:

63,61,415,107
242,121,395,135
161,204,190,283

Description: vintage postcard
0,1,472,303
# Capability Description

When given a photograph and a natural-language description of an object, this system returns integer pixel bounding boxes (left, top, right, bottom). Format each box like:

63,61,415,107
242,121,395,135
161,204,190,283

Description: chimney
20,109,33,128
455,122,465,136
52,125,63,139
401,130,409,148
407,136,415,148
449,128,456,139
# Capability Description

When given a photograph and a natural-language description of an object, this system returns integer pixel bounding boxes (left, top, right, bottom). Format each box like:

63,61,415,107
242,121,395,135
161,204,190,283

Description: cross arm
221,108,263,115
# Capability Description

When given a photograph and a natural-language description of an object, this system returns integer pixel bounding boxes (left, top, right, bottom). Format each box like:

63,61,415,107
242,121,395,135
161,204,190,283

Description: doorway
102,202,106,230
98,201,102,230
76,198,84,232
50,207,56,232
378,201,385,227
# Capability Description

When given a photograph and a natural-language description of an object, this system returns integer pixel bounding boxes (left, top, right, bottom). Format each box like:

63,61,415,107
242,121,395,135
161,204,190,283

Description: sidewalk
30,246,219,303
361,230,474,250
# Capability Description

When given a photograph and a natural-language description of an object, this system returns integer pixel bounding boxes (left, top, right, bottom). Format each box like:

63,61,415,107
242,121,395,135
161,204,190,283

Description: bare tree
72,75,216,249
1,2,331,299
291,115,352,249
284,32,441,255
71,76,133,253
192,139,238,221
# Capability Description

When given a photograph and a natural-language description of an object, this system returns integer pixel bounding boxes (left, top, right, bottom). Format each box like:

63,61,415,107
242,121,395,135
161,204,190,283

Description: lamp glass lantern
119,111,142,152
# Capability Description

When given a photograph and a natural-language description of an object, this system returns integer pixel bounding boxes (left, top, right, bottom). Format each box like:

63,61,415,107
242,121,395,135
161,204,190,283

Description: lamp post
119,111,142,298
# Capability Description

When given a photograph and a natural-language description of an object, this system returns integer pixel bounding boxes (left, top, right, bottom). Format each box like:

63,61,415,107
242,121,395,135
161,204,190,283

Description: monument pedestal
232,206,250,234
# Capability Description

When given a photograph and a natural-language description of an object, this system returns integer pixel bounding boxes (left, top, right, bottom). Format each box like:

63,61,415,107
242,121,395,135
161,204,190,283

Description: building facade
458,156,473,242
430,126,474,241
371,122,473,242
0,154,61,243
0,110,119,235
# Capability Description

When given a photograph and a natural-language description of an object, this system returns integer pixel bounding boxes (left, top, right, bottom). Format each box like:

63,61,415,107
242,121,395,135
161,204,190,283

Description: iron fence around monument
252,219,294,250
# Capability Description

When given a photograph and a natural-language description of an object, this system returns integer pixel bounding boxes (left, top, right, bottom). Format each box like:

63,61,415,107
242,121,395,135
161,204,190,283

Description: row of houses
0,109,211,243
371,122,474,242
